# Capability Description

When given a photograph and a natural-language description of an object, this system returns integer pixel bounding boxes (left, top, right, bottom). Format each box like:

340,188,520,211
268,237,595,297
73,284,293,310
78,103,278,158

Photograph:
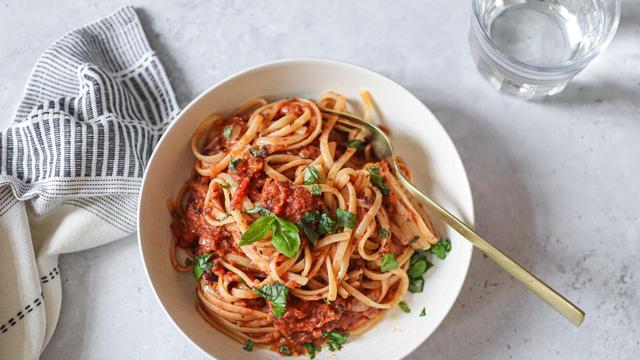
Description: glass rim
471,0,621,75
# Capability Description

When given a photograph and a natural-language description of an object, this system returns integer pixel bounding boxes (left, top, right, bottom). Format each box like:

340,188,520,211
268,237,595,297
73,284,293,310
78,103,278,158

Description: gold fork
322,108,585,327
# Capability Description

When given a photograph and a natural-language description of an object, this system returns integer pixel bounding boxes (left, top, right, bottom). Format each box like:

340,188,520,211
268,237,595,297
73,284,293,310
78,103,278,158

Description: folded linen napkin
0,7,178,359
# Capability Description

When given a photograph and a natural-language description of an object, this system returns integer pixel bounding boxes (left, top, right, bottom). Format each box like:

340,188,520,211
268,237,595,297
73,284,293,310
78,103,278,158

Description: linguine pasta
168,91,445,356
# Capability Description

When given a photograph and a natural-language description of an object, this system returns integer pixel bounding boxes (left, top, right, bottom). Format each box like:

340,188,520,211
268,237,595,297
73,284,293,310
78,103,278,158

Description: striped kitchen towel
0,7,178,359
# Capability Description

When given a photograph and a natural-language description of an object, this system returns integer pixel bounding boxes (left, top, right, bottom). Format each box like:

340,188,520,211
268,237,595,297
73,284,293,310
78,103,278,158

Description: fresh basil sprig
229,158,241,173
299,212,320,246
346,139,363,149
304,165,322,185
253,282,289,318
246,205,272,216
428,238,452,260
318,213,336,235
304,342,321,359
248,147,266,158
242,339,254,352
239,214,301,258
279,345,292,356
407,250,434,293
322,330,349,352
399,301,411,313
223,125,234,140
380,253,399,272
367,166,389,195
191,254,214,280
336,208,355,229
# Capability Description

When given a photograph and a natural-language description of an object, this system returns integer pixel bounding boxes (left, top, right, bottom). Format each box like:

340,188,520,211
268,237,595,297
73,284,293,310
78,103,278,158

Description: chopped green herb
223,125,234,140
419,307,426,317
378,228,389,238
318,213,336,235
324,298,332,304
191,254,214,281
407,255,431,278
229,158,241,173
380,253,399,272
409,277,425,293
399,301,411,313
254,282,289,318
304,166,322,185
407,250,433,293
428,238,452,260
310,184,322,196
246,205,272,216
367,166,389,195
218,181,231,189
299,212,319,246
242,339,254,352
304,343,321,359
336,208,355,229
346,139,363,149
323,330,349,352
279,345,292,356
248,147,266,158
409,235,420,244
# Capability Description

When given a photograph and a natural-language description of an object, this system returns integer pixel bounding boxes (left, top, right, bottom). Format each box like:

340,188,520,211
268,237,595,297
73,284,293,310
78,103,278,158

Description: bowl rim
137,57,475,360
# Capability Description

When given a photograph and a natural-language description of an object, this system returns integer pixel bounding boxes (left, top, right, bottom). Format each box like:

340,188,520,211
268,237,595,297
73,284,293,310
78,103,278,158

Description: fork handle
406,181,585,327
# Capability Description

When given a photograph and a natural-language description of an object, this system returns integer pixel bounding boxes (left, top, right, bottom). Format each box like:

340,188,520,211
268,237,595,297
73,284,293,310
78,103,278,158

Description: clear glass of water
469,0,621,99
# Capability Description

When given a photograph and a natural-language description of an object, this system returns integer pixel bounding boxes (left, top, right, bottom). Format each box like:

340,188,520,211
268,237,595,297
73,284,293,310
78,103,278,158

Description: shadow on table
137,8,192,108
407,99,545,359
543,0,640,106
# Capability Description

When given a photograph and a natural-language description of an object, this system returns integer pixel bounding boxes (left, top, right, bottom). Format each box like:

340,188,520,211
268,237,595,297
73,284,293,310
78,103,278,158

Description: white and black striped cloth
0,7,178,359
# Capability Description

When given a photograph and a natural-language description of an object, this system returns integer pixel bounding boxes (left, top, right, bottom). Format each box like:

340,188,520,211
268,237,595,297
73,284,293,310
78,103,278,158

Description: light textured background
0,1,638,359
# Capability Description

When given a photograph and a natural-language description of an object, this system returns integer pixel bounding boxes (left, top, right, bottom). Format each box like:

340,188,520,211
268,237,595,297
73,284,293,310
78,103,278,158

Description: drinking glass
469,0,621,99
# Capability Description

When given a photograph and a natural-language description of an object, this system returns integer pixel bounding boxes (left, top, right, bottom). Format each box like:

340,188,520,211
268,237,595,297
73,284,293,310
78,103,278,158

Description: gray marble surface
1,0,638,359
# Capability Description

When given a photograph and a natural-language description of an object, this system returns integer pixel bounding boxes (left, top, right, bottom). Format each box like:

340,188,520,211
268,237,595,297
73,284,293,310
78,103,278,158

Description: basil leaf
248,147,266,158
407,256,431,278
242,339,254,352
254,283,289,318
191,254,214,280
336,208,355,229
408,277,425,293
304,165,321,185
229,158,241,173
271,216,301,258
380,253,399,272
239,216,274,246
346,139,363,149
419,307,426,317
407,250,433,293
378,228,389,238
310,184,321,196
299,212,319,246
318,213,336,235
323,330,348,351
367,166,389,195
279,345,292,356
304,342,320,359
399,301,411,313
428,238,452,260
246,205,272,216
223,125,234,140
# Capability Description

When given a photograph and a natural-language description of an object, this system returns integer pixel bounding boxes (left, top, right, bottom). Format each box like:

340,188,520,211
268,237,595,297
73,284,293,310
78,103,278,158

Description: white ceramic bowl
138,58,474,360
